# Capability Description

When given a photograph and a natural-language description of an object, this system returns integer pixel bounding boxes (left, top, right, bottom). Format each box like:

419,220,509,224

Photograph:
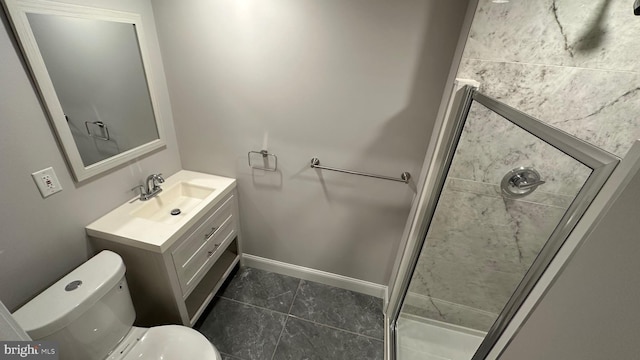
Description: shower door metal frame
387,85,620,360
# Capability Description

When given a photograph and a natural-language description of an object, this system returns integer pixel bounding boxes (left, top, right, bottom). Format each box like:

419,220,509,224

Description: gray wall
500,148,640,359
0,0,181,311
151,0,469,285
406,0,640,330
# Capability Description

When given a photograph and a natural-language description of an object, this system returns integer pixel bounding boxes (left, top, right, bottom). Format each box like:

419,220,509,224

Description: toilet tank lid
12,250,126,339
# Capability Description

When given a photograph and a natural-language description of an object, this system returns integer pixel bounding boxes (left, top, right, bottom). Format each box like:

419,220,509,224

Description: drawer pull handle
207,243,222,258
205,227,217,239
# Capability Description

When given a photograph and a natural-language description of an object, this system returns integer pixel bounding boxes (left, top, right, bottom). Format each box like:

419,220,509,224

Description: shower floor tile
195,266,384,360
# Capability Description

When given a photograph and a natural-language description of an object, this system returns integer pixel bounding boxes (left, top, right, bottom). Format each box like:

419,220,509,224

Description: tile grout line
209,272,384,358
210,295,291,360
464,57,640,76
287,314,384,342
284,279,385,342
224,278,384,342
269,316,290,360
219,351,246,360
287,279,303,315
269,279,303,360
217,295,291,315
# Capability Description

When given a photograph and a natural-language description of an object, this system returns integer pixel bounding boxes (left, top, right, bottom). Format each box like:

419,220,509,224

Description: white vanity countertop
86,170,236,253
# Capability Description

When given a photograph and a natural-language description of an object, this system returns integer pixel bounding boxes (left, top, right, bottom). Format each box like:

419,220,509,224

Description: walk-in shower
387,85,619,360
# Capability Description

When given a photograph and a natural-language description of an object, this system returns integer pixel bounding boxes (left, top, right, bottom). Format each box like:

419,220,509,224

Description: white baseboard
242,254,387,299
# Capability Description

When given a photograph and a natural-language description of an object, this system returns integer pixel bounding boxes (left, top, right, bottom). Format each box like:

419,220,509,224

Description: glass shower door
390,87,618,360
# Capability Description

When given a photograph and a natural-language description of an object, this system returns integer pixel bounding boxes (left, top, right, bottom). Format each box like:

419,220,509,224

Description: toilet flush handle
65,280,83,291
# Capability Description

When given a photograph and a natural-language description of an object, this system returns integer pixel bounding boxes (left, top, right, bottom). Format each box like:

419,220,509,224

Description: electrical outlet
32,167,62,198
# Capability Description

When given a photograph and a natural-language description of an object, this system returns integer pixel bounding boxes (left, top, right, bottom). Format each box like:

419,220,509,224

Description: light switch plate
32,167,62,198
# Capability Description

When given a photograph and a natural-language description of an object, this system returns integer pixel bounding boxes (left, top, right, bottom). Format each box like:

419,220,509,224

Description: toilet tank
12,251,136,360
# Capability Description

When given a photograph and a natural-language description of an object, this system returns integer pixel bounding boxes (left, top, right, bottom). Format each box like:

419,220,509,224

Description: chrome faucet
132,173,165,201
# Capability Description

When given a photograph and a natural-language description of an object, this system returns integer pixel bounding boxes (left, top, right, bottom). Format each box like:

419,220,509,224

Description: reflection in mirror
2,0,166,181
27,14,159,167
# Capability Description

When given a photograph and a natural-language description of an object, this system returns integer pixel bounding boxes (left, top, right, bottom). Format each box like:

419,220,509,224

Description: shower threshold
397,315,485,360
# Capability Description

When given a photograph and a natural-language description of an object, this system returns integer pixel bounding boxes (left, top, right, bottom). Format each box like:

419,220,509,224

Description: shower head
635,0,640,15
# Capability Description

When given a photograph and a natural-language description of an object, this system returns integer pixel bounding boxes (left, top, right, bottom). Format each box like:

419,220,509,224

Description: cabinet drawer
172,193,234,268
178,218,236,295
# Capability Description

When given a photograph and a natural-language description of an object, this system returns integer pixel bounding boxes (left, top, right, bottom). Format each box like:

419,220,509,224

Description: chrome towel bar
248,150,278,171
310,157,411,184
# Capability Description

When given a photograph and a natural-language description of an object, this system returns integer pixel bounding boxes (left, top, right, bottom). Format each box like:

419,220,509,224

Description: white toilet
12,250,221,360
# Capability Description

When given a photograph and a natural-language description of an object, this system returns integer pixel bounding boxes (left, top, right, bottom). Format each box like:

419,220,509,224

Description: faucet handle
131,185,144,196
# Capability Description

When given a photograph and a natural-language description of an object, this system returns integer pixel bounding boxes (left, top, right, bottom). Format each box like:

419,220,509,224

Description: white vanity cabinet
86,171,241,327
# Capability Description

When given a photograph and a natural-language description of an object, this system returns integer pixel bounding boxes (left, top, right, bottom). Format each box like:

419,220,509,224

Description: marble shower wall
461,0,640,158
405,0,639,331
406,114,588,331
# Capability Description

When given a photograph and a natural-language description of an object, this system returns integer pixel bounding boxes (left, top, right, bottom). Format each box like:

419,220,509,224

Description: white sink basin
85,170,236,252
131,182,215,224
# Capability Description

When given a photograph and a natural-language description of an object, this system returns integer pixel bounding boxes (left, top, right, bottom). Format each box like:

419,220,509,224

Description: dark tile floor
195,266,385,360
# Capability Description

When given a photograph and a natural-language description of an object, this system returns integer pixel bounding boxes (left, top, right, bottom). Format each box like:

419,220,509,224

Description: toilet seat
112,325,220,360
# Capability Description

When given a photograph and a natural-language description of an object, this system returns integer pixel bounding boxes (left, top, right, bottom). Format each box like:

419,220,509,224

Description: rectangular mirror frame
2,0,166,182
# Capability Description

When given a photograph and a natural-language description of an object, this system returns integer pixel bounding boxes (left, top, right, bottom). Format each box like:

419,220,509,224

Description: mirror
2,0,166,181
